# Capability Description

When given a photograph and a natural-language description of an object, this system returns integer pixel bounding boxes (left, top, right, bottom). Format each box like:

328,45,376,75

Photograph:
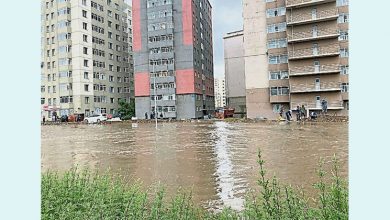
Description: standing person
279,106,284,119
296,105,301,121
285,109,292,122
145,112,148,120
301,105,306,120
42,115,46,124
52,111,57,122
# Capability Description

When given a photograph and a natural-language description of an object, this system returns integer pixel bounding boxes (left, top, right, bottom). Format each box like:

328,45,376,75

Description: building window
83,34,88,42
272,104,283,113
84,59,89,67
340,65,349,75
82,10,87,18
84,84,89,91
341,83,349,92
339,30,348,41
267,38,287,49
336,0,348,6
83,47,88,54
267,22,286,33
269,71,289,80
85,97,90,104
41,98,45,105
83,22,88,30
338,13,349,23
82,0,87,6
268,54,288,64
270,87,289,96
84,72,89,79
340,48,349,57
266,7,286,18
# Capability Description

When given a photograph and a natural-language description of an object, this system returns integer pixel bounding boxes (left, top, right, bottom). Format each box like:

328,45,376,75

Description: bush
42,152,348,219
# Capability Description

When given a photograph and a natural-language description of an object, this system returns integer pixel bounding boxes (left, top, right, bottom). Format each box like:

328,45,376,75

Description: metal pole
153,64,157,129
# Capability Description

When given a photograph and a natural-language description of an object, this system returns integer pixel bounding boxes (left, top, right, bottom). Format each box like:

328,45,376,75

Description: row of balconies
286,0,336,9
288,43,340,60
289,64,340,76
289,81,341,93
287,28,339,43
287,8,338,25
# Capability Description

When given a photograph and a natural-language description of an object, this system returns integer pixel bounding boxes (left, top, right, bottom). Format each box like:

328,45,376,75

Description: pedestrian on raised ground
285,109,292,122
296,105,301,121
145,112,148,120
301,105,306,120
43,115,45,124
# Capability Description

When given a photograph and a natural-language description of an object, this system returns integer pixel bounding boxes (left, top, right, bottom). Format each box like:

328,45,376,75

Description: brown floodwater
41,121,348,211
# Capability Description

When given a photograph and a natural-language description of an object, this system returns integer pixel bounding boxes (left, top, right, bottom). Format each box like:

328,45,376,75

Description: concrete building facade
223,30,246,116
133,0,215,119
214,78,226,108
242,0,349,119
41,0,134,120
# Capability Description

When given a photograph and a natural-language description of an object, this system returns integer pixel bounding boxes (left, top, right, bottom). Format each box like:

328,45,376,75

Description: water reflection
41,122,348,210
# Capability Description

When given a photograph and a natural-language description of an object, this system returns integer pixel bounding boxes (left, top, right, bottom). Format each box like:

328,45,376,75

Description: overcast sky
209,0,243,79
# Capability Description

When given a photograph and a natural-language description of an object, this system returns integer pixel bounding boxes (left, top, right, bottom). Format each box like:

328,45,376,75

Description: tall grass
42,151,348,219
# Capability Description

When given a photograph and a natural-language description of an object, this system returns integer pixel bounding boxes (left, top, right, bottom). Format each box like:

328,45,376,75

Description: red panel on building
182,0,193,45
176,69,195,94
132,0,141,51
135,73,150,97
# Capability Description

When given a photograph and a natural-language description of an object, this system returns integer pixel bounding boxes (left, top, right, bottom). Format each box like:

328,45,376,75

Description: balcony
286,0,336,9
287,28,339,43
290,81,341,93
287,8,338,25
290,101,344,110
288,44,340,60
270,95,290,103
289,64,341,76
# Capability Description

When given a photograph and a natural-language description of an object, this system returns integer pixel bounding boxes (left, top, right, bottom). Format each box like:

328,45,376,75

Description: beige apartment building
223,30,246,116
41,0,134,120
214,78,226,108
242,0,349,119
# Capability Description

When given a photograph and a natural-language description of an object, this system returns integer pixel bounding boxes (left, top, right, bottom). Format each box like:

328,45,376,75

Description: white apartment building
41,0,134,120
214,78,226,108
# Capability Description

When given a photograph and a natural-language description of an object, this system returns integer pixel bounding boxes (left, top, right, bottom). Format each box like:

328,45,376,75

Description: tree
118,99,135,120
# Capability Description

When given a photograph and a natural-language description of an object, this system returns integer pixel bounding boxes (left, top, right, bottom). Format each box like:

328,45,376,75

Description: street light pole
153,64,157,129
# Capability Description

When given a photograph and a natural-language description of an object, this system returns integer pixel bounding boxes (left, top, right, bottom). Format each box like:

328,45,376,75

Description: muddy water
41,121,348,211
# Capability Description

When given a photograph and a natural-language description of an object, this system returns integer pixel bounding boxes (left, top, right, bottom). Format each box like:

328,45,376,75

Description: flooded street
41,121,348,210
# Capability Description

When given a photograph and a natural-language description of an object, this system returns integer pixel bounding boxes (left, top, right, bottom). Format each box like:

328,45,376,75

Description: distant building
242,0,349,119
132,0,215,119
223,30,246,116
214,78,226,108
40,0,134,119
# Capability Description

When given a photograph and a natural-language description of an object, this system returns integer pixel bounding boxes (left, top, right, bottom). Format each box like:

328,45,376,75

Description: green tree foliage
118,99,135,120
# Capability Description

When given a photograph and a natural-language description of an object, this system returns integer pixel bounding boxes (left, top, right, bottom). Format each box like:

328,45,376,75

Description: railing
286,0,335,8
287,28,339,41
289,64,340,76
290,81,341,93
287,8,338,24
288,43,340,59
291,100,343,109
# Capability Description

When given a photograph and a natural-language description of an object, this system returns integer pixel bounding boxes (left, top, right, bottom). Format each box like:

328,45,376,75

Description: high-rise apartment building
214,78,226,108
133,0,215,119
223,30,246,116
41,0,134,120
242,0,349,119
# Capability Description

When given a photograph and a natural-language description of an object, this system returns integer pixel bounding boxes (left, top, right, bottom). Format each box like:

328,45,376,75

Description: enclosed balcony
286,0,336,9
290,81,341,93
288,43,340,60
287,8,338,25
287,28,339,43
290,100,343,110
289,64,341,76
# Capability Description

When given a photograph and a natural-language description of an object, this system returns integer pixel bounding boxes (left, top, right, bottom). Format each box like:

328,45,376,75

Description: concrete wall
242,0,273,119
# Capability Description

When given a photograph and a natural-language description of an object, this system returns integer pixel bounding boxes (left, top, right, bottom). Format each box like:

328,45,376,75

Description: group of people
145,112,163,120
279,105,307,122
